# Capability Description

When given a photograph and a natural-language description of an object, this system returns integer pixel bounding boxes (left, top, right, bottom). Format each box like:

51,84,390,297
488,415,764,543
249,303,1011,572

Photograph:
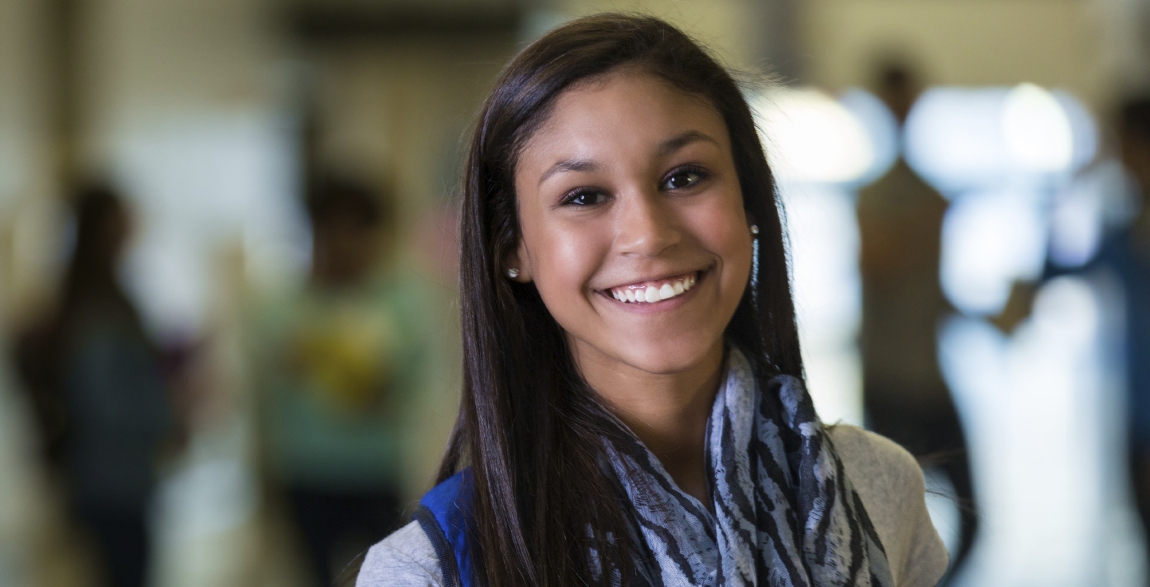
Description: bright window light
837,89,900,187
112,110,307,338
940,189,1047,316
751,88,874,184
1001,83,1074,173
904,86,1094,194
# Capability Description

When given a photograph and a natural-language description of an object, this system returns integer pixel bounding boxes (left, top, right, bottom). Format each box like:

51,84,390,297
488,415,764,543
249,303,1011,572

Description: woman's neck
574,341,726,505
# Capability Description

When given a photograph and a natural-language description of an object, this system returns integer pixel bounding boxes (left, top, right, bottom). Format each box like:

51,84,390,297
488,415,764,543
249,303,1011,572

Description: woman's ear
504,239,533,283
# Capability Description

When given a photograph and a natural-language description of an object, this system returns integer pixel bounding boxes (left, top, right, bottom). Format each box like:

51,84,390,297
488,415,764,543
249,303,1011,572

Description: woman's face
510,69,753,379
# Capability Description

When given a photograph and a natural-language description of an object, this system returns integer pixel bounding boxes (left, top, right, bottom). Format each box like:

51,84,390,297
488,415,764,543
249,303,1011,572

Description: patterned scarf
605,348,895,587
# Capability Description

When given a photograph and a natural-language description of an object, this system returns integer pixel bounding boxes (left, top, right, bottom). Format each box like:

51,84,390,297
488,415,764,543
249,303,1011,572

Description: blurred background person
249,176,432,587
856,62,978,578
1116,97,1150,580
13,184,174,587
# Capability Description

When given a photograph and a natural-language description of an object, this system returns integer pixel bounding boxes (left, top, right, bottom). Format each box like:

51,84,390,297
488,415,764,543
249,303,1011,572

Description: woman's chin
575,337,725,379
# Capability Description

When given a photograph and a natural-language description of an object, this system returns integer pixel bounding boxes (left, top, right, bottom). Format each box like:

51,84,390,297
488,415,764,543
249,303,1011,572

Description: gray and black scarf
605,348,895,587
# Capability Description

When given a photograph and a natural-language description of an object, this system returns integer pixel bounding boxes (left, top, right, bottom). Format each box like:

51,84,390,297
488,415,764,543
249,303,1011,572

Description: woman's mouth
605,271,699,304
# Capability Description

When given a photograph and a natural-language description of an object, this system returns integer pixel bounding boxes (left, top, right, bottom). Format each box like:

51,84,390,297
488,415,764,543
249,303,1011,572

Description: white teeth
608,273,699,304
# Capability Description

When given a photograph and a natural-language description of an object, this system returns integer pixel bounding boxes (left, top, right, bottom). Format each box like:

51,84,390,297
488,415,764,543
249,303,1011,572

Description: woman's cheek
534,228,593,306
553,224,603,279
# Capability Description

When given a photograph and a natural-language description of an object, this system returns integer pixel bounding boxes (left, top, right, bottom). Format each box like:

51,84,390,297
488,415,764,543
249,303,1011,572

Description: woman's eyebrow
538,158,600,187
536,131,718,187
657,130,719,156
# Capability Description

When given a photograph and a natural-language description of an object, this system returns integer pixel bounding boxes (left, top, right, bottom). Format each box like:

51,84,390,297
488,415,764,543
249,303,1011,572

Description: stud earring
750,224,759,236
507,268,520,279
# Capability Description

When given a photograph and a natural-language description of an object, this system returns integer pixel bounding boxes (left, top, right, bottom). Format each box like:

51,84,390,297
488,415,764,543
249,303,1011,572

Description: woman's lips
604,271,700,304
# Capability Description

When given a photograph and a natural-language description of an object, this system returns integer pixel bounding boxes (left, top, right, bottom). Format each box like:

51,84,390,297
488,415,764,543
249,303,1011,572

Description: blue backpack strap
412,469,474,587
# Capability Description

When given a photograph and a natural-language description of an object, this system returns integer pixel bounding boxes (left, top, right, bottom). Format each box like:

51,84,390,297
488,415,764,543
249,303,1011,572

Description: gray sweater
357,425,949,587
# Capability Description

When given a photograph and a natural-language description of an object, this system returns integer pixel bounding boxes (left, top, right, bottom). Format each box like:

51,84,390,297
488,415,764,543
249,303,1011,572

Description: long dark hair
440,13,804,587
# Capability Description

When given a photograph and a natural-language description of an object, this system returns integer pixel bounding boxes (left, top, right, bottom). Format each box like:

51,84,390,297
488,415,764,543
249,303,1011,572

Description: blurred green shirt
252,268,434,491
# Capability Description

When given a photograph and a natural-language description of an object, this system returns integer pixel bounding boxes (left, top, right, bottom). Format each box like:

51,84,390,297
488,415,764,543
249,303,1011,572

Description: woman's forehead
517,71,729,169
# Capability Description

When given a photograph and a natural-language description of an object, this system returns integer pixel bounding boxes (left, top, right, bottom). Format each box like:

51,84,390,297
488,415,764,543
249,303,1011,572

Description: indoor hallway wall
553,0,763,71
802,0,1107,110
0,1,80,586
0,0,67,329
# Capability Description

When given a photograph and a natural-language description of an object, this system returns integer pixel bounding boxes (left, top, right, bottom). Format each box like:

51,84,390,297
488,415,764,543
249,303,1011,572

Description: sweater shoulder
829,424,925,500
357,521,445,587
829,424,950,587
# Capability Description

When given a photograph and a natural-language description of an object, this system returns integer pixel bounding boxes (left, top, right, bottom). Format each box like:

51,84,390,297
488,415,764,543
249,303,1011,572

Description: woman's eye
663,168,706,190
563,189,608,206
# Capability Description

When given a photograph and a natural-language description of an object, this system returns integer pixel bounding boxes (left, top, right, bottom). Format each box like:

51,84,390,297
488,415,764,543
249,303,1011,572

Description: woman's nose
614,188,681,256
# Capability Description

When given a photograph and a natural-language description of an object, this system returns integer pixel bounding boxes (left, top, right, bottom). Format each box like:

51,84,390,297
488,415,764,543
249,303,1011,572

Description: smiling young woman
507,70,754,504
357,13,948,587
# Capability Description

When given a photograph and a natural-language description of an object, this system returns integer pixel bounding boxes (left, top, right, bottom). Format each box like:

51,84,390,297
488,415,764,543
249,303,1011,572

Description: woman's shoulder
357,521,445,587
828,424,950,587
828,424,924,497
